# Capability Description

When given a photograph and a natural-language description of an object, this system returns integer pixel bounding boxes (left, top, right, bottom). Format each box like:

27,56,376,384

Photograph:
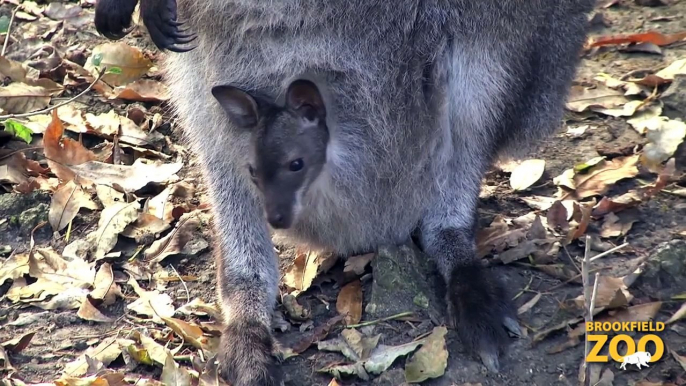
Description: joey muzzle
265,204,293,229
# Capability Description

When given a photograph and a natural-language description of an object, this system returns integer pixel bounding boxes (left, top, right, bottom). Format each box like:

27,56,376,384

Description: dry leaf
126,277,175,323
1,332,35,353
48,180,99,231
563,155,640,200
77,296,114,323
599,211,639,238
509,159,545,191
162,317,219,356
161,350,192,386
0,82,51,114
85,43,154,87
67,159,182,193
121,213,171,241
144,211,201,264
566,85,630,113
198,357,230,386
589,30,686,47
90,262,120,305
341,329,381,361
62,337,122,377
43,109,96,181
574,275,633,312
547,200,570,231
640,117,686,171
91,201,140,259
404,326,448,383
283,250,338,291
0,252,30,285
85,109,164,147
344,253,374,276
337,280,363,325
517,293,543,315
665,302,686,324
287,314,345,357
112,79,170,102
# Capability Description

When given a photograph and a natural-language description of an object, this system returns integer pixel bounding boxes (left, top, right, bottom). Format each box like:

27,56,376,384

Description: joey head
212,79,329,230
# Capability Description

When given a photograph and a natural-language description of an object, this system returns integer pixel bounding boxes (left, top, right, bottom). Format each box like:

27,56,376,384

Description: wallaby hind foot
217,320,283,386
447,263,521,373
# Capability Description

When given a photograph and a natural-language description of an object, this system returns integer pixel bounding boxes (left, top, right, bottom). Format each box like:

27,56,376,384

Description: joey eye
289,159,304,172
248,165,256,178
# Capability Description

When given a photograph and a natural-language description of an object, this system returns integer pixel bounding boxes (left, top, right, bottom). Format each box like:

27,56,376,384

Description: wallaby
94,0,194,52
95,1,596,385
211,79,329,230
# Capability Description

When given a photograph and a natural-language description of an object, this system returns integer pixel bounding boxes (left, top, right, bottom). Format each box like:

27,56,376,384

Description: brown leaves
589,30,686,48
84,43,154,87
336,280,363,325
43,109,95,182
509,159,546,191
48,180,98,231
283,249,338,292
557,155,640,200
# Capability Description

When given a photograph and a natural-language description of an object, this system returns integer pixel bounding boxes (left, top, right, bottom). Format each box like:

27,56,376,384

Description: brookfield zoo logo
585,321,665,370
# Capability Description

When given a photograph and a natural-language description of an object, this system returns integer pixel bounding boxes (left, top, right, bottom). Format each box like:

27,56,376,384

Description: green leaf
0,15,9,34
573,156,606,173
92,53,103,67
4,120,33,144
106,67,123,75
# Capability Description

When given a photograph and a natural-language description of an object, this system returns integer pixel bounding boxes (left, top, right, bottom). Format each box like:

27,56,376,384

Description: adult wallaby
212,79,330,230
95,1,596,385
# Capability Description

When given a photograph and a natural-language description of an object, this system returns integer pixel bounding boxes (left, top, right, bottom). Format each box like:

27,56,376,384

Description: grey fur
158,1,595,384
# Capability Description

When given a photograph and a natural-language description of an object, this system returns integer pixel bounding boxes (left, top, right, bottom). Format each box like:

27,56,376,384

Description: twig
589,242,629,262
170,264,190,302
582,235,592,386
590,272,600,318
1,5,20,57
546,266,610,292
345,311,414,329
0,68,106,120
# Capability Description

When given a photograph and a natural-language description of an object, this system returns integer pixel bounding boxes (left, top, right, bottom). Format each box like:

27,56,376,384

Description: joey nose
268,213,286,229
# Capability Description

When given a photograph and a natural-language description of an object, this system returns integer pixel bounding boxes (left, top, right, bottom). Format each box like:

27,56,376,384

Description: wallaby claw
503,316,522,338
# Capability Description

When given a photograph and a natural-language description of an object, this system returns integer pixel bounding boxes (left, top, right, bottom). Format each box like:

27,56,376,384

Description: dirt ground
1,1,686,386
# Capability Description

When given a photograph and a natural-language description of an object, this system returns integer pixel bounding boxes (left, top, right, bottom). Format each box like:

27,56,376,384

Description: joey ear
285,79,326,120
211,85,260,129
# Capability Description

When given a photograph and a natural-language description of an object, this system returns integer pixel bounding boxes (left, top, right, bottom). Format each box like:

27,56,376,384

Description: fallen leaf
547,200,570,231
85,43,154,87
63,336,122,377
565,85,630,113
138,334,170,367
161,350,192,386
0,82,51,114
0,252,30,285
283,293,310,321
562,155,640,200
509,159,545,191
162,317,219,356
77,296,114,323
283,249,338,292
0,346,12,370
91,201,140,259
574,156,606,173
655,58,686,81
672,351,686,372
627,103,664,134
85,109,164,147
67,159,183,193
4,119,33,143
90,263,120,306
599,211,639,238
589,30,686,47
144,211,202,264
666,302,686,324
126,277,175,323
574,275,633,313
404,326,448,383
640,117,686,171
341,329,381,361
517,293,543,315
287,314,345,356
43,109,96,182
48,180,99,232
112,79,170,102
1,332,35,353
175,298,221,319
337,280,363,325
520,196,557,211
344,253,374,276
121,213,171,242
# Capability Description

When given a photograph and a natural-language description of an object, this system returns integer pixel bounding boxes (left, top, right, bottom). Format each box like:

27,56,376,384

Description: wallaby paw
94,0,138,41
142,0,196,52
217,320,283,386
447,263,519,373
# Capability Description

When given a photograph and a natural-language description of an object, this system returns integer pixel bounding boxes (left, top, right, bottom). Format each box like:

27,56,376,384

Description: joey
212,79,329,230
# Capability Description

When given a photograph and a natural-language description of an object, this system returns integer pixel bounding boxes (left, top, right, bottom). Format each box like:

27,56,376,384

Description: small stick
1,5,20,57
589,242,629,262
170,264,191,302
582,235,593,386
345,311,414,329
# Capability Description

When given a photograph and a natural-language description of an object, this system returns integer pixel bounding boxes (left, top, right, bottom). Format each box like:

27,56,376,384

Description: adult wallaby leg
163,59,282,386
